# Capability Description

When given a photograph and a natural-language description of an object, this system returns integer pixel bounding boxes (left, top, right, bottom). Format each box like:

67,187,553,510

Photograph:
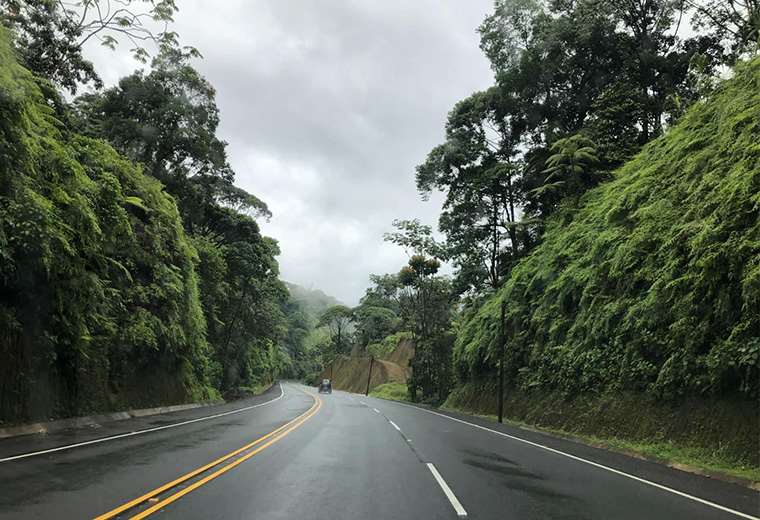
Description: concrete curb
0,400,224,440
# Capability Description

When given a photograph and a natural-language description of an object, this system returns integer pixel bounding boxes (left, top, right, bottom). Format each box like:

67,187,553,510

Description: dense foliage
416,0,754,298
0,0,184,93
0,27,214,420
455,58,760,399
0,5,292,421
393,0,760,422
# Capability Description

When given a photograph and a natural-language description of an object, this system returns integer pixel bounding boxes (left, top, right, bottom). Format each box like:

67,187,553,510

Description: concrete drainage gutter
0,400,225,440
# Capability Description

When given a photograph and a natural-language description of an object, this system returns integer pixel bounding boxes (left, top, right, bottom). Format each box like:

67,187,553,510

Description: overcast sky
85,1,495,304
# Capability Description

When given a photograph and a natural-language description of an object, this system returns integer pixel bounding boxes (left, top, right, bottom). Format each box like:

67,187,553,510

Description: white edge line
376,398,759,520
0,382,286,464
388,420,401,432
427,463,467,517
372,408,380,414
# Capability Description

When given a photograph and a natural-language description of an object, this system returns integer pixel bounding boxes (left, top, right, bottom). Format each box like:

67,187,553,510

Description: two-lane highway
357,392,760,520
0,383,314,519
0,383,757,519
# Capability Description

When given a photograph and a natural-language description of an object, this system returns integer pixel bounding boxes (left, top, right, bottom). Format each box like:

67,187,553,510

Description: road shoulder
0,382,283,461
366,394,760,519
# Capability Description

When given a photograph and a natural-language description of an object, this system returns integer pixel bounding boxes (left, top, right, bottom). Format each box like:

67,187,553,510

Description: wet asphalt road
0,382,757,519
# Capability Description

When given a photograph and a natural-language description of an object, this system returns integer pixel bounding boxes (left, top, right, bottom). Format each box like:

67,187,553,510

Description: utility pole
498,300,506,423
365,356,374,396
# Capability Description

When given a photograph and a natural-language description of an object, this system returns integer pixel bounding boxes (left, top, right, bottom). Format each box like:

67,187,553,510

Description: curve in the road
95,387,321,520
0,383,286,464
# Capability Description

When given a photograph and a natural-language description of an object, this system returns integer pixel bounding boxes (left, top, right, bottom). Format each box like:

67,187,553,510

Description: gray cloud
84,1,494,304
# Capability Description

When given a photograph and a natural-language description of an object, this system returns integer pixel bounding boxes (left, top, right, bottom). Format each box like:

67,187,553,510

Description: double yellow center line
94,390,322,519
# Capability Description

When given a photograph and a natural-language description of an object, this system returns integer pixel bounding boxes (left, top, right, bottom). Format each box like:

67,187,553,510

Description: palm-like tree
532,134,600,200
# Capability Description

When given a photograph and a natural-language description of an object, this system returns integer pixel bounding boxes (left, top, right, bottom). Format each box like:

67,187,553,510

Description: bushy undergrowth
367,331,413,359
455,58,760,400
369,382,409,402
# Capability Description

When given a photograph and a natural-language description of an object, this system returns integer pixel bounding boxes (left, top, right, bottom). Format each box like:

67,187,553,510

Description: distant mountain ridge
285,282,342,320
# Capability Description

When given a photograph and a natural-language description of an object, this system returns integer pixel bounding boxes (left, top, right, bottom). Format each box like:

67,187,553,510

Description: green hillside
452,59,760,465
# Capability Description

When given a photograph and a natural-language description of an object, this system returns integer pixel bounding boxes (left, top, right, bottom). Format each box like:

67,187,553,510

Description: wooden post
498,300,506,423
365,356,374,396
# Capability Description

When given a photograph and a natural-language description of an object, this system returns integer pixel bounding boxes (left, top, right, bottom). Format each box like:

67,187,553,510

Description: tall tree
687,0,759,60
383,220,454,402
74,48,269,233
396,256,453,402
416,89,527,295
318,305,354,356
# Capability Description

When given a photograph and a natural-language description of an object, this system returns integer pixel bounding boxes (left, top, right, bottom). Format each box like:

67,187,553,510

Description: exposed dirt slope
319,338,413,393
383,338,414,368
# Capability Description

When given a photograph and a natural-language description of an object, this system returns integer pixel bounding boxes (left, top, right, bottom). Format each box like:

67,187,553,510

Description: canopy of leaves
417,0,728,298
455,58,760,400
0,0,184,93
73,48,270,232
353,304,401,348
318,304,354,356
318,305,353,327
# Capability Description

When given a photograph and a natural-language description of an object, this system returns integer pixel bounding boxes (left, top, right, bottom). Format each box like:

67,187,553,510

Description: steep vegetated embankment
0,29,216,422
451,59,760,466
0,26,299,424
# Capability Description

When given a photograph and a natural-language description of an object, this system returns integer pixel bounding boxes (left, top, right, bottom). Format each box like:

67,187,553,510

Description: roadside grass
440,407,760,485
369,382,408,402
223,384,270,401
